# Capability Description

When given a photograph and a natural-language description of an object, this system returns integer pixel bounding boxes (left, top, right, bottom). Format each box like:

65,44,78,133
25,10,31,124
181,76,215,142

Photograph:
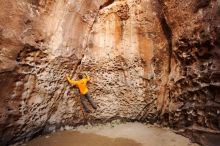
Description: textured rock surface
157,0,220,145
0,0,219,145
160,0,220,126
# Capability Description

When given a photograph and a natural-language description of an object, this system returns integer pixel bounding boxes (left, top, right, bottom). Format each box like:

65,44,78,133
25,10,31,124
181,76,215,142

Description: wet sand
25,122,200,146
25,131,141,146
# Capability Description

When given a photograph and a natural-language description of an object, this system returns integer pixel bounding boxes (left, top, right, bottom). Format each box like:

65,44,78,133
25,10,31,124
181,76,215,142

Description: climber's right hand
66,74,70,78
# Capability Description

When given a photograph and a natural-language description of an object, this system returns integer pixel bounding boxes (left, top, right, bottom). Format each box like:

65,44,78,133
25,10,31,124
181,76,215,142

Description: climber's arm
84,74,91,82
66,74,77,85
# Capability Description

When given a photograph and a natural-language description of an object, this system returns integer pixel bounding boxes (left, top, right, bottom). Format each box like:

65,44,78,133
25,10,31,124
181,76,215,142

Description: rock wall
0,0,104,144
158,0,220,145
0,0,219,145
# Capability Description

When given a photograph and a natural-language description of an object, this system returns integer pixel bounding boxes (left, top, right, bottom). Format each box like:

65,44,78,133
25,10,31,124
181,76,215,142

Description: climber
66,73,97,113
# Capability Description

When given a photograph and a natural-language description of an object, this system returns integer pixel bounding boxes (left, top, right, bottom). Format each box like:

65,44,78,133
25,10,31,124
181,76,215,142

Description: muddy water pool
25,122,199,146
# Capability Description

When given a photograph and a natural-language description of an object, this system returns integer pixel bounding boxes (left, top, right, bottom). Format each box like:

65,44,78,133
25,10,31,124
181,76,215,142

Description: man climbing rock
66,74,97,113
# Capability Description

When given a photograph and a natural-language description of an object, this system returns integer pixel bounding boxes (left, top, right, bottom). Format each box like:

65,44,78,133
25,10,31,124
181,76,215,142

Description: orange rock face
0,0,219,145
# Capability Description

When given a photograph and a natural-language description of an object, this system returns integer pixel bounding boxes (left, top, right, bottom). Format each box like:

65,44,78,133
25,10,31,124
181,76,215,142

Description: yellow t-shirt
67,76,90,95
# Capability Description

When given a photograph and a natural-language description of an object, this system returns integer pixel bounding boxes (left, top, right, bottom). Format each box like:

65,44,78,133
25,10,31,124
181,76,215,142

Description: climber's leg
85,93,97,109
80,95,90,113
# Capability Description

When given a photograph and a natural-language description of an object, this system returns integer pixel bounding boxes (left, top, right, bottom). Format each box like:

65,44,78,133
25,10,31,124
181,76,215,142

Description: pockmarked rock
0,0,219,145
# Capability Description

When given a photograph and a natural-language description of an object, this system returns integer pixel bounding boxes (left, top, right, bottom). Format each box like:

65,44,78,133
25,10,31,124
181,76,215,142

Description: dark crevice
99,0,114,10
155,3,173,71
155,0,173,74
160,17,173,73
26,0,41,6
6,126,45,146
193,0,211,13
153,0,173,117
